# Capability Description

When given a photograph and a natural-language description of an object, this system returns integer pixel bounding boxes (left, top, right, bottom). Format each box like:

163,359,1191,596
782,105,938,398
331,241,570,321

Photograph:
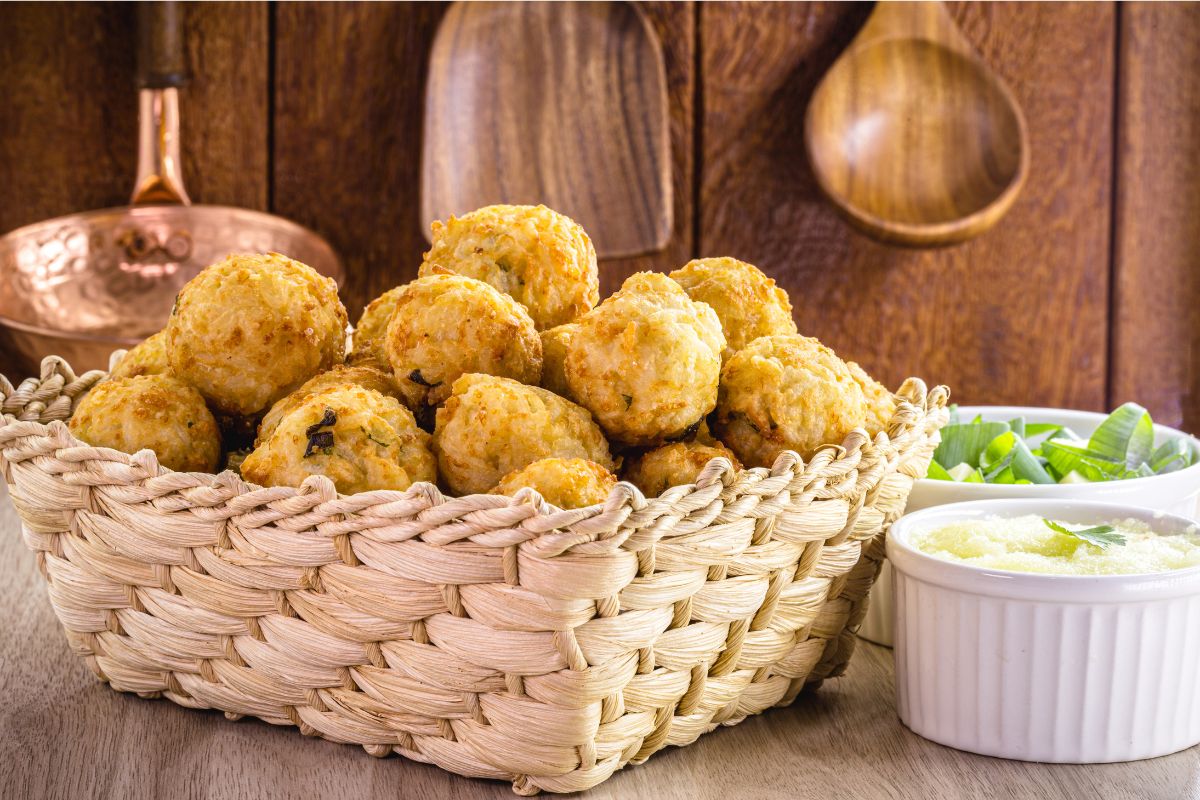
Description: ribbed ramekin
861,406,1200,647
888,499,1200,763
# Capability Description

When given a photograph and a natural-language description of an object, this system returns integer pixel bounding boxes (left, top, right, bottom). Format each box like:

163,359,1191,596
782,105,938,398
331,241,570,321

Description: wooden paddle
421,2,671,259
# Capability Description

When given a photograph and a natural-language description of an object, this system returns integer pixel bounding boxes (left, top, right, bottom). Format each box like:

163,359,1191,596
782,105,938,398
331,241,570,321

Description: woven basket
1,356,947,794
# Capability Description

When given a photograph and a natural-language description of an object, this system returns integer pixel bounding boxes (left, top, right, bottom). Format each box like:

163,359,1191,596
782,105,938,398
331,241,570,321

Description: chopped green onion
1088,402,1153,469
1150,438,1194,474
1025,422,1064,437
934,421,1010,474
946,463,984,482
926,460,954,481
1009,437,1055,484
1041,439,1128,482
924,405,1194,485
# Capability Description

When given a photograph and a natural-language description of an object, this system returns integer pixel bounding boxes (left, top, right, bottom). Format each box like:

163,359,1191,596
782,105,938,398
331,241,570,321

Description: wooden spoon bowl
805,2,1029,246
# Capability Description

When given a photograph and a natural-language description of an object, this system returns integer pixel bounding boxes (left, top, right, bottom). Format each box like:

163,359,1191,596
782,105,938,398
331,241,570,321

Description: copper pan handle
137,2,188,89
131,1,191,205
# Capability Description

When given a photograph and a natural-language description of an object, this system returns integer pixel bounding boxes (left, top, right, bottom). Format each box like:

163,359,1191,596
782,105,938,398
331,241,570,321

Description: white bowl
860,406,1200,646
889,498,1200,763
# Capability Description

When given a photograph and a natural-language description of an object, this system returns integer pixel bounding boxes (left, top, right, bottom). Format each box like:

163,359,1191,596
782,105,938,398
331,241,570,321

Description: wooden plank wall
0,4,137,234
1110,3,1200,432
0,2,1197,431
699,3,1113,410
0,3,268,229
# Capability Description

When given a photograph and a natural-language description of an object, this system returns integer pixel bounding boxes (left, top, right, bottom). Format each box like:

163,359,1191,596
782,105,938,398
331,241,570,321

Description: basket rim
0,354,950,533
2,355,953,794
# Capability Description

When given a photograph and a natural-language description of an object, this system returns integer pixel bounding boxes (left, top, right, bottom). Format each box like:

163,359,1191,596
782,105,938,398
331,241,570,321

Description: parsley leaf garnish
1042,518,1127,549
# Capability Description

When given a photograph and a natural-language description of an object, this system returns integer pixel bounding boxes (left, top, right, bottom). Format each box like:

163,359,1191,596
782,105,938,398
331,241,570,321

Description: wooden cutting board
421,1,671,259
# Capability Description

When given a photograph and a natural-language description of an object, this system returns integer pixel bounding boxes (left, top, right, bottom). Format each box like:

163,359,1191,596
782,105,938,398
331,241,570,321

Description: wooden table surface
1,481,1195,800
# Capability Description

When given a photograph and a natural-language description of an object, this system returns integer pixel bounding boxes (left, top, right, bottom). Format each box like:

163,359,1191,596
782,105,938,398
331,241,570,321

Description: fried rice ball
669,257,797,358
491,457,617,509
166,252,348,416
848,360,897,436
348,286,403,371
565,272,725,447
110,330,171,379
622,440,742,498
434,373,614,496
69,375,220,473
539,323,578,398
420,204,598,330
241,385,435,495
713,334,868,467
257,364,402,445
383,273,541,414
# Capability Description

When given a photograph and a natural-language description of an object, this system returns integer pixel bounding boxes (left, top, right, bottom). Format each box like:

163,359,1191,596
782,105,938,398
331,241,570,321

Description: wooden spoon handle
853,1,976,56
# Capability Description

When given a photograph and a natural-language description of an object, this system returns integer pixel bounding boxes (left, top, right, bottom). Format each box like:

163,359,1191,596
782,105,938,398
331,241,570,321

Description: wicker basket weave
0,356,947,794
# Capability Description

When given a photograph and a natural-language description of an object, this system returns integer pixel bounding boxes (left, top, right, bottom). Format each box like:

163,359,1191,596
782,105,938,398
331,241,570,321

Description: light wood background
0,481,1194,800
2,2,1198,431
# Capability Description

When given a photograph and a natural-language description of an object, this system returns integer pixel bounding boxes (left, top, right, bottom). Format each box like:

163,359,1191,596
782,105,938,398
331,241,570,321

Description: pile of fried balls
69,204,896,509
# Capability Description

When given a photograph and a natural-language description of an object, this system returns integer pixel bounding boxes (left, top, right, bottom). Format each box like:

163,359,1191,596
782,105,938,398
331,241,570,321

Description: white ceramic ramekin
889,498,1200,763
861,406,1200,646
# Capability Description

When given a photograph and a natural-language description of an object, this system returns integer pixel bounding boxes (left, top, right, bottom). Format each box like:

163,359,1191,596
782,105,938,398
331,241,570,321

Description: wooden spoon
805,2,1029,247
421,2,671,259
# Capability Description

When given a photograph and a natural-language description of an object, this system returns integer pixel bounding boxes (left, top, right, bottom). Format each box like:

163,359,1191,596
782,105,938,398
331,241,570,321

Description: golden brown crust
622,440,741,497
348,286,404,371
433,373,614,496
110,330,171,380
257,364,403,446
69,375,220,473
242,385,435,494
713,334,868,467
166,252,347,416
539,323,579,399
565,272,725,447
491,457,617,509
669,257,797,359
420,204,599,330
383,273,542,412
847,360,896,436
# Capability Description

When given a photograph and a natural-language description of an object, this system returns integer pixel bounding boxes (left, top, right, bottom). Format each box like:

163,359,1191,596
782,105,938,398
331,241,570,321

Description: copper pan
0,3,341,376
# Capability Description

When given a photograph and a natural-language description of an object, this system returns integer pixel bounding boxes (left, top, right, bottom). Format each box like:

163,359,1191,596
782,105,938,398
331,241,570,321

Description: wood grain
699,2,1114,410
178,2,270,210
0,3,137,232
422,1,671,259
0,482,1194,800
0,3,267,224
1110,3,1200,432
272,2,449,317
805,1,1028,246
598,2,696,296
